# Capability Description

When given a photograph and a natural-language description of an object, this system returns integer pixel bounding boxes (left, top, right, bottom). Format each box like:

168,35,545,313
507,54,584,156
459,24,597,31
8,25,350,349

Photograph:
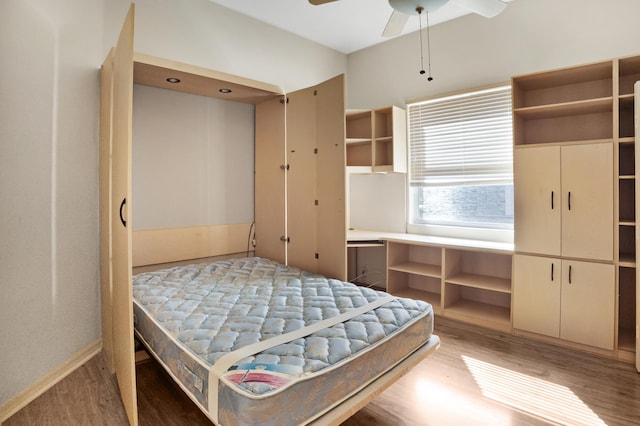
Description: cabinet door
560,260,615,350
513,254,561,337
315,74,346,280
286,85,319,273
108,4,138,425
636,81,640,372
514,146,561,255
255,96,286,264
561,143,613,261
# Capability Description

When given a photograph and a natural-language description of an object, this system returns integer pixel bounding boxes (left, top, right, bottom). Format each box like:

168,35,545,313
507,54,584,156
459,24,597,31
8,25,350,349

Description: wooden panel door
110,4,137,425
514,146,561,255
315,74,346,280
636,81,640,372
255,96,286,264
100,49,115,373
286,86,318,273
512,254,561,338
561,143,613,261
560,260,615,350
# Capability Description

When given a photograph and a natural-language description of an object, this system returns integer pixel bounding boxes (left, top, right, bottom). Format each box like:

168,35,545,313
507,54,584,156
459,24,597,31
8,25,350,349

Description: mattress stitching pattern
132,257,431,400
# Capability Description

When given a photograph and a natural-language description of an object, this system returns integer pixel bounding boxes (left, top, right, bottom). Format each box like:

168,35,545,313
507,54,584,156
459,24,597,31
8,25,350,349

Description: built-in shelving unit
512,61,613,146
616,55,640,360
345,106,406,173
512,54,640,362
386,240,512,332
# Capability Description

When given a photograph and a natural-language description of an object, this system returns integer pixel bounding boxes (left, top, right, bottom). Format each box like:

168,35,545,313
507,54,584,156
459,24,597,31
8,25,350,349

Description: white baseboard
0,340,102,423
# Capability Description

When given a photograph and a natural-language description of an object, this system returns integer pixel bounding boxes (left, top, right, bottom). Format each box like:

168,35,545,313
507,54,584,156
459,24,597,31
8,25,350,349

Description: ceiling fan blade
382,10,410,37
451,0,507,18
308,0,338,5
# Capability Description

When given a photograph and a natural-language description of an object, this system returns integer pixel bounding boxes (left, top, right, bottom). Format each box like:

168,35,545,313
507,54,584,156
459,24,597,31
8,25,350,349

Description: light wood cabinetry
513,255,615,350
346,106,406,173
255,76,346,281
102,6,349,422
513,146,561,255
514,142,613,261
512,56,640,360
512,60,613,146
387,240,512,332
100,6,136,424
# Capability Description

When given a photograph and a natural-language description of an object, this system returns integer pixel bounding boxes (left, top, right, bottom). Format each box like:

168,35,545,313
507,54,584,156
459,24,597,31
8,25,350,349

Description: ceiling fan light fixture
388,0,448,15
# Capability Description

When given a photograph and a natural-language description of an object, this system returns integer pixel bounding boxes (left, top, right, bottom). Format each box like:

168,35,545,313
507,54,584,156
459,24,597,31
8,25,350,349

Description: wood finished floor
5,318,640,426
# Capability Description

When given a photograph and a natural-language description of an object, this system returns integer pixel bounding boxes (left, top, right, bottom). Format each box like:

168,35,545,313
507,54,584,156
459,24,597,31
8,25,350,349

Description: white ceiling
208,0,483,54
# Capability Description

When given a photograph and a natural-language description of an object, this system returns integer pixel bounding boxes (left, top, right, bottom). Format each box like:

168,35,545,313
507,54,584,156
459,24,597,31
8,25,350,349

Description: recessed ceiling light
219,88,232,94
166,77,181,83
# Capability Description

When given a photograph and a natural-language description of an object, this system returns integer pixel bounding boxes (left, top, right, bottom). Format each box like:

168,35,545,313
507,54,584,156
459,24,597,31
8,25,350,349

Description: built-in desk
347,229,514,332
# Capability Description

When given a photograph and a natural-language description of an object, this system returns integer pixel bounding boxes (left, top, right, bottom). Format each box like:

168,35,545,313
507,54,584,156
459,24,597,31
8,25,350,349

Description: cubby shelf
445,273,511,293
388,262,441,277
443,299,511,329
386,240,512,331
513,54,639,361
345,106,406,173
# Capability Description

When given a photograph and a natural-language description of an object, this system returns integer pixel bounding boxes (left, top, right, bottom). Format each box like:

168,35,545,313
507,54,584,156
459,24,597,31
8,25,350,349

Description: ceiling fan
309,0,508,36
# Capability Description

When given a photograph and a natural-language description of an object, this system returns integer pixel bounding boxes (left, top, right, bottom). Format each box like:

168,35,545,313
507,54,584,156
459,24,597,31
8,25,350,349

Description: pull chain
417,7,433,81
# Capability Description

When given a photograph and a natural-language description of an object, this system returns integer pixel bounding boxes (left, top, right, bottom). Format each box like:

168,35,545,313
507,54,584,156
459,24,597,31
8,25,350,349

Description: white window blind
408,85,513,187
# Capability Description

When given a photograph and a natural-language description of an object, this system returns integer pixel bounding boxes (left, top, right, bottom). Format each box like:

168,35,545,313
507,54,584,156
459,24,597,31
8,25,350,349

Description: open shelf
345,106,406,171
513,109,613,145
346,140,372,167
445,273,511,293
386,240,513,331
512,61,613,108
619,95,635,139
619,141,635,176
388,261,441,278
512,61,614,146
443,297,511,331
619,179,636,222
619,55,640,96
387,270,442,313
618,267,636,353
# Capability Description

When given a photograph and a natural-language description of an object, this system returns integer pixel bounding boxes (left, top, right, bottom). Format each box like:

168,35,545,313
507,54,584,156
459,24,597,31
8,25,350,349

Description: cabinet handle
119,197,127,228
568,191,571,211
551,263,554,281
551,191,554,209
568,264,572,284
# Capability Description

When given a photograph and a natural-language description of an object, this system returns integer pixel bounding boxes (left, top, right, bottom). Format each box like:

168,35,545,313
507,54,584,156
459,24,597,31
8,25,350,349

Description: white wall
347,0,640,109
346,0,640,232
4,0,639,413
1,0,346,410
132,85,255,229
0,0,102,408
108,0,347,94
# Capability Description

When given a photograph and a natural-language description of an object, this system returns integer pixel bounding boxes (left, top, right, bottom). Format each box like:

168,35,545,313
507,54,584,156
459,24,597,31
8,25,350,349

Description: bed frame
133,252,440,425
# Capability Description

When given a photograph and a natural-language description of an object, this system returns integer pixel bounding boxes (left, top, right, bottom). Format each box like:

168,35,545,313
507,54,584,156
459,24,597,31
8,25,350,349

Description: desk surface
347,229,514,254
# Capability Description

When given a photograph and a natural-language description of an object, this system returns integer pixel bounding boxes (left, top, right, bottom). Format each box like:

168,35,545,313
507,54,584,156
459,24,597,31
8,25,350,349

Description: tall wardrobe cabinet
100,5,347,424
511,60,616,351
512,57,640,359
256,77,347,281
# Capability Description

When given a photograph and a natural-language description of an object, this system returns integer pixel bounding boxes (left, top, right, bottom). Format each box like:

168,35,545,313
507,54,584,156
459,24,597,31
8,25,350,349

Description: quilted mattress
132,257,434,425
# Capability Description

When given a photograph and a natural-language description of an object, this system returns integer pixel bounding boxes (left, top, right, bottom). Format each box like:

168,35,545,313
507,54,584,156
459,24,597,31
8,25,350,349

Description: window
407,85,513,242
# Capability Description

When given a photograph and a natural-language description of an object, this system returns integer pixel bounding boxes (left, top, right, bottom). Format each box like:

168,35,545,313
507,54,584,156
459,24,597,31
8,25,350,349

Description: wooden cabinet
102,6,348,423
255,76,346,281
511,56,640,358
513,146,561,255
514,143,613,261
512,60,613,146
387,243,442,310
100,6,136,424
346,106,406,173
387,240,512,332
513,255,615,350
